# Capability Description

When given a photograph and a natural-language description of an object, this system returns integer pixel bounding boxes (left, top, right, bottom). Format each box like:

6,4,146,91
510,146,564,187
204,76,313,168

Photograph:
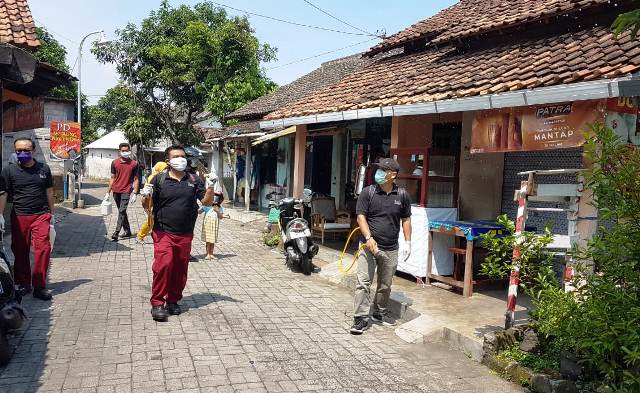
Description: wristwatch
365,234,372,241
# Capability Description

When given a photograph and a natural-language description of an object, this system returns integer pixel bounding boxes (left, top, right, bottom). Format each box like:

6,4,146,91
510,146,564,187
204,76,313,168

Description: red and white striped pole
505,180,529,329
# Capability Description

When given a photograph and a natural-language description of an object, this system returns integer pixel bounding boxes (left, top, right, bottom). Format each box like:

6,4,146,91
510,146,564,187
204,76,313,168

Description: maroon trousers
12,213,52,288
150,230,193,307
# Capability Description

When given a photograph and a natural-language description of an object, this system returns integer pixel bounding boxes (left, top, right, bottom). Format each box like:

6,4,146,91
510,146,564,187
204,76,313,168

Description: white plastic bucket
101,200,112,216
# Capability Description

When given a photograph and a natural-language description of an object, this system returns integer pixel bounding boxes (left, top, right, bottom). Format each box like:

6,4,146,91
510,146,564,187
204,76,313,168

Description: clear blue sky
28,0,457,104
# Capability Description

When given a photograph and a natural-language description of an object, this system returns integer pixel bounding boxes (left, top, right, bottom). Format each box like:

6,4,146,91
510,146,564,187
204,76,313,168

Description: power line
267,38,377,70
33,19,79,45
301,0,383,38
70,55,79,74
211,1,375,37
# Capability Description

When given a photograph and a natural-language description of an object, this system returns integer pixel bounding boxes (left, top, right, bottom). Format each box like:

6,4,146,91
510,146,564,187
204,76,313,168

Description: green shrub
482,123,640,392
497,340,561,374
263,231,280,247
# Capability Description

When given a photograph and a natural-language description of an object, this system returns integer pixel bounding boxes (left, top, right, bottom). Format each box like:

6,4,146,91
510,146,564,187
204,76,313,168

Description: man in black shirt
350,158,412,335
141,145,216,321
0,138,55,300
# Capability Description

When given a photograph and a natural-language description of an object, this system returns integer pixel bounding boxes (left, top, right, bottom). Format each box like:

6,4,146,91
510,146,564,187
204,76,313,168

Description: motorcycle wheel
0,331,10,366
301,255,312,276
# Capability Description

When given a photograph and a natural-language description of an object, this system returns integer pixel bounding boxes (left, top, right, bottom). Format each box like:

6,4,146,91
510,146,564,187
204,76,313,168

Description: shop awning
251,126,296,146
260,77,640,130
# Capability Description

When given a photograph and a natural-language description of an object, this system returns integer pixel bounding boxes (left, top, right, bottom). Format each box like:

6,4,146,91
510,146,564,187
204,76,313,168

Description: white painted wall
85,148,118,180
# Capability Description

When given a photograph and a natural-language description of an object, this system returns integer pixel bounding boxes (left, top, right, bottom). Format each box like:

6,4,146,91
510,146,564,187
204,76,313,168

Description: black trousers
113,192,131,234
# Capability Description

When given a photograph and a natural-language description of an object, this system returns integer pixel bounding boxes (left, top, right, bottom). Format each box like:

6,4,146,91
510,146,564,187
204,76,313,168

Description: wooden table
426,220,504,297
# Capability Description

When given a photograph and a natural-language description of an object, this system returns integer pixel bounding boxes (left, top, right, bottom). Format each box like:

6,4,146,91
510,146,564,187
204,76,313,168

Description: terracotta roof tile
227,54,370,120
368,0,616,55
267,26,640,120
0,0,39,48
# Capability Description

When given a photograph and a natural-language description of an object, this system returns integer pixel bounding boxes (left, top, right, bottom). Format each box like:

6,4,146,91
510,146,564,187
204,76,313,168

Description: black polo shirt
151,171,206,235
356,184,411,251
0,161,53,216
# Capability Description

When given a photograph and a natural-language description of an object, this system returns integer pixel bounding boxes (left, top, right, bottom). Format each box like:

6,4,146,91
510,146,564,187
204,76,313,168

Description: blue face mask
374,169,389,185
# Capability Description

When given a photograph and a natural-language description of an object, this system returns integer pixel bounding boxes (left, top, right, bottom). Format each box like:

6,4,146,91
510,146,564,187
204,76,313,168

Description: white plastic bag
101,199,112,216
49,224,56,250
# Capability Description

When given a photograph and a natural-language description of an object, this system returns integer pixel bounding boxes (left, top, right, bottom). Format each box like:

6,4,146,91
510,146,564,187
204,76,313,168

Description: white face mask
120,151,131,159
168,157,188,172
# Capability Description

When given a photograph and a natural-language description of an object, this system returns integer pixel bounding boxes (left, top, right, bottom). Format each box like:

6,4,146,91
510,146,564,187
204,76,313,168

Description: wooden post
216,141,225,198
390,116,400,149
292,125,307,198
462,239,474,297
426,229,434,285
244,137,251,211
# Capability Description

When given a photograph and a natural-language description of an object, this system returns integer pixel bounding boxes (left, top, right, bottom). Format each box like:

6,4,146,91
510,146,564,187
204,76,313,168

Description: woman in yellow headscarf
136,161,168,244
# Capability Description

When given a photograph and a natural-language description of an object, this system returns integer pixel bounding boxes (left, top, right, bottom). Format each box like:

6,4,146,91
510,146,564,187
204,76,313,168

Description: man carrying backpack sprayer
140,145,216,322
350,158,412,335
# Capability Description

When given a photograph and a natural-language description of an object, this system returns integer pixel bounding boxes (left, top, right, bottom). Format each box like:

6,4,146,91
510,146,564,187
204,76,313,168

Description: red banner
471,100,606,153
50,121,81,160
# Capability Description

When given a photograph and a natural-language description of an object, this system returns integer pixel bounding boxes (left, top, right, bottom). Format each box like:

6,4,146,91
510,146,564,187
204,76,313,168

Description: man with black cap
350,157,412,335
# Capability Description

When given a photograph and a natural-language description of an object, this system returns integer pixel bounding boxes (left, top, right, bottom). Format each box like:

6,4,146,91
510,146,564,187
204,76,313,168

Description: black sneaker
371,313,398,326
349,318,369,335
151,306,168,322
33,287,52,301
166,303,182,315
15,285,32,297
120,231,133,239
111,233,119,242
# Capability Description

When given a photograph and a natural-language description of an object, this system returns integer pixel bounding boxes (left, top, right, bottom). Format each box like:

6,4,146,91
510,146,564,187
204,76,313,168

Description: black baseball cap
375,158,400,172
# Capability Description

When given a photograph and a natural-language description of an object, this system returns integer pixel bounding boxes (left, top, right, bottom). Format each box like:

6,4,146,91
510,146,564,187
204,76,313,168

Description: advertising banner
50,121,81,160
471,100,606,153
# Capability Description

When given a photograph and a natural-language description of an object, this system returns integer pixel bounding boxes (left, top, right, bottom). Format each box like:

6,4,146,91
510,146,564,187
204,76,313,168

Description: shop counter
426,220,504,297
397,206,457,279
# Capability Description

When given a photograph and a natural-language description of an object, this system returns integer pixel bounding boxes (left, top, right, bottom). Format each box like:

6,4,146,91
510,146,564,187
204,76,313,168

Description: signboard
471,100,606,153
605,97,640,146
50,121,81,160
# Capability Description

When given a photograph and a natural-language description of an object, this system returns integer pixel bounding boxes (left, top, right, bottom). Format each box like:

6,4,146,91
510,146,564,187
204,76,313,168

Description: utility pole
76,30,107,208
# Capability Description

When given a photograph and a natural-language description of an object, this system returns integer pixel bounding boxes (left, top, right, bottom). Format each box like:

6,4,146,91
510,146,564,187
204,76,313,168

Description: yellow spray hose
339,227,367,274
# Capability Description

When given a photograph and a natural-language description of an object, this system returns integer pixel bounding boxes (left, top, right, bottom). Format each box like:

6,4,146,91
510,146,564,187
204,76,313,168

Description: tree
92,1,277,145
83,85,158,146
34,27,77,100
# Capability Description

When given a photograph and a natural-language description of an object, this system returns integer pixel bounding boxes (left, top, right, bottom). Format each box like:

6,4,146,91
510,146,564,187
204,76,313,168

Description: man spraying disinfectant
350,158,412,335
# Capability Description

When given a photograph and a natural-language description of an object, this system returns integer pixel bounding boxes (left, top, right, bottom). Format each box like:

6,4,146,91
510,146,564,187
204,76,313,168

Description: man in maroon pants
141,145,215,321
0,138,55,300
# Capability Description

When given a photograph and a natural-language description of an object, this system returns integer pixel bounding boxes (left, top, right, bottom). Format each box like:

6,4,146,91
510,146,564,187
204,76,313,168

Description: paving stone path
0,183,522,393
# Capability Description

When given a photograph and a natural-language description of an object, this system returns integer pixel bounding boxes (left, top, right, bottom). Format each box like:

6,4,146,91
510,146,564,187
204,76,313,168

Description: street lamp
77,30,107,126
74,30,108,207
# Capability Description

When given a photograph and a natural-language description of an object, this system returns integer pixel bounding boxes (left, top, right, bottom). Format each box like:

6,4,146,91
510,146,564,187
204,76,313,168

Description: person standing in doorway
0,138,55,300
141,145,216,322
350,158,412,335
106,143,139,242
235,148,246,202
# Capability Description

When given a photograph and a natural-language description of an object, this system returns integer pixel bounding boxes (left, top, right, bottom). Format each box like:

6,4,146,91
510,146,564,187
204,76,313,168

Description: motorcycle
0,230,26,366
269,190,319,275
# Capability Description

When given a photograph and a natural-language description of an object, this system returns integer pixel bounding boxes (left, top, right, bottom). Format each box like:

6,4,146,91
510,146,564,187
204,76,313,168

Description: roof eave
260,77,639,129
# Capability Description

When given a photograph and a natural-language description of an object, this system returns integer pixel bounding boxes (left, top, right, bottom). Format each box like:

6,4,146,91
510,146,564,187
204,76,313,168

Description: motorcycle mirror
302,189,312,198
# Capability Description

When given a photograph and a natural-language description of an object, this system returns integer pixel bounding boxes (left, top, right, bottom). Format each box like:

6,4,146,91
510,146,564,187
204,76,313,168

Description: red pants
150,230,193,307
11,213,52,288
